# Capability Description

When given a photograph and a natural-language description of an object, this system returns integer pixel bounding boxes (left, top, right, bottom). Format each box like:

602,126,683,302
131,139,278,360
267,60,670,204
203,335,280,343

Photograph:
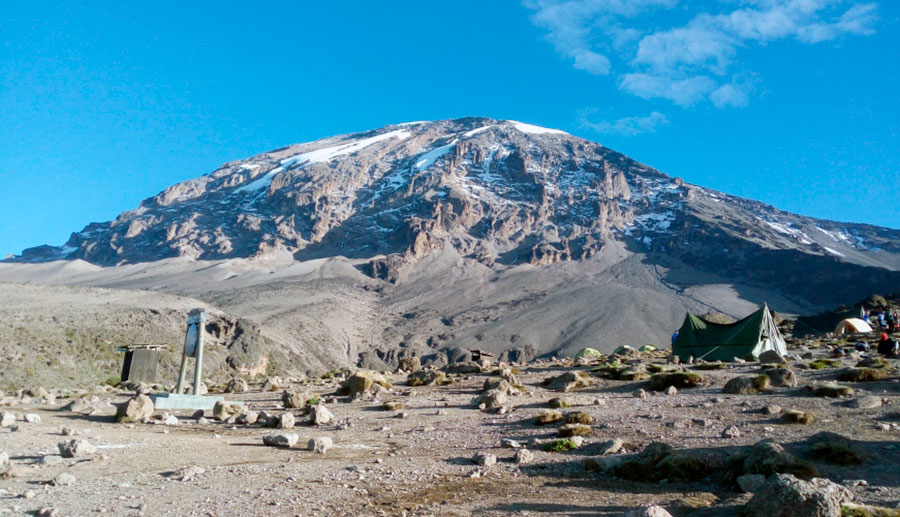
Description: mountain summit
13,117,900,300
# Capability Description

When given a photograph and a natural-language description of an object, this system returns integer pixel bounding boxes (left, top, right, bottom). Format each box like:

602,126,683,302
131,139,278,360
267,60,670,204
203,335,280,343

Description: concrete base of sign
151,393,224,411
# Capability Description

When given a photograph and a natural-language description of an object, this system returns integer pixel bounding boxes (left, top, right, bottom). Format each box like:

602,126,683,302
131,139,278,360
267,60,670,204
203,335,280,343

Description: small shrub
535,409,564,425
812,383,855,398
655,453,713,482
693,362,728,370
382,401,404,411
558,423,592,437
857,356,889,369
543,438,578,452
753,374,771,391
548,398,570,409
647,363,668,373
809,359,841,370
565,411,595,425
306,397,321,406
103,376,121,386
781,409,815,424
648,372,704,391
619,369,650,381
838,368,891,383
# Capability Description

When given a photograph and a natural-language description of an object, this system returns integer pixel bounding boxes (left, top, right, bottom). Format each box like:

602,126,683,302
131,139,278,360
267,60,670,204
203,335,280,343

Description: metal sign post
175,309,207,395
151,308,223,411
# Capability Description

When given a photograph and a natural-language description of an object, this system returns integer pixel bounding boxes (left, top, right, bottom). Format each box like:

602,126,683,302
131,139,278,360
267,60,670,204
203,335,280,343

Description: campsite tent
672,304,787,362
833,318,873,335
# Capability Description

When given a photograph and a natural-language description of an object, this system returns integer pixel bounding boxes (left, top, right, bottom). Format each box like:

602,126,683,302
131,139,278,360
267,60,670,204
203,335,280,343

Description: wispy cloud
578,109,670,135
525,0,879,108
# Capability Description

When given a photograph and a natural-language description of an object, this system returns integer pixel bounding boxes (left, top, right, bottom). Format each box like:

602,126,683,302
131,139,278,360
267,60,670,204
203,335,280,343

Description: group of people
862,308,898,334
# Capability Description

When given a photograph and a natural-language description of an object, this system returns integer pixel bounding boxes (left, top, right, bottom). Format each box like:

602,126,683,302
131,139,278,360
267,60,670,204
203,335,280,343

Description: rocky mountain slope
3,118,900,380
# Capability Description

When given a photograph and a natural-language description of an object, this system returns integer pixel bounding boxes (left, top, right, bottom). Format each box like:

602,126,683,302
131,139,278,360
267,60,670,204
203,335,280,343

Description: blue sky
1,1,897,257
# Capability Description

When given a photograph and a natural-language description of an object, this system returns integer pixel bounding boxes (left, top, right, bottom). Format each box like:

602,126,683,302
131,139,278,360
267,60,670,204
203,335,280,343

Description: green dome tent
574,347,602,359
672,304,787,362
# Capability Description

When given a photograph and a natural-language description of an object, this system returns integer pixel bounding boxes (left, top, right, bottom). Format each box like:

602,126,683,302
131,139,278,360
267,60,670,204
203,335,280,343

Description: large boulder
115,394,155,423
337,370,390,397
743,474,853,517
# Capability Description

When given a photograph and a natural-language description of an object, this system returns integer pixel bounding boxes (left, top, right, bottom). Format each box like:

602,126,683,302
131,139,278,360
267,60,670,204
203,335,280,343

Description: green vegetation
781,409,815,424
648,372,704,391
838,368,891,382
543,438,578,452
809,359,841,370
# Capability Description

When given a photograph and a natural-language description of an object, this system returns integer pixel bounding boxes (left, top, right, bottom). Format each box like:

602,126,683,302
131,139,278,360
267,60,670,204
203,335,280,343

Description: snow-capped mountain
10,117,900,305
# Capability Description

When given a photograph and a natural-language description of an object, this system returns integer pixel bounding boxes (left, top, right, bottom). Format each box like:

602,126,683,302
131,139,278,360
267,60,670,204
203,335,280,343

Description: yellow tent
834,318,873,335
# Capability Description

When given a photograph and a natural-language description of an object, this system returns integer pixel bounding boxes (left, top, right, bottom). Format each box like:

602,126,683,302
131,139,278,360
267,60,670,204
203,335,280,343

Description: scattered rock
737,474,767,493
849,395,882,409
595,438,625,456
61,426,77,436
263,433,299,448
743,473,853,517
407,370,452,387
722,425,741,438
225,378,249,394
501,438,522,449
308,437,333,454
473,452,497,467
24,413,41,424
763,405,783,416
664,386,677,396
277,413,296,429
514,448,534,465
40,455,63,466
310,404,334,425
58,439,97,458
59,399,92,414
282,390,310,409
758,350,785,364
238,411,259,425
399,356,422,372
632,389,648,399
212,400,247,421
0,451,7,466
1,412,16,427
170,465,206,482
624,506,673,517
53,472,76,486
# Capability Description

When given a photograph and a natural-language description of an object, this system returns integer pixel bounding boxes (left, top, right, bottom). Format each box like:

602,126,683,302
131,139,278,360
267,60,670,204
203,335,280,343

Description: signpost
151,308,223,410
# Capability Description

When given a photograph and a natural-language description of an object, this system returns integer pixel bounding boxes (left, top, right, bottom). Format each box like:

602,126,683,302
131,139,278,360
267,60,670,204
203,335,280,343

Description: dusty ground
3,348,900,516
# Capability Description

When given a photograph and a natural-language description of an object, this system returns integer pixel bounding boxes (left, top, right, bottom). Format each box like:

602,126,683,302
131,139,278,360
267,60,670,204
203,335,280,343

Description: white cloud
524,0,879,108
578,109,670,135
524,0,679,76
620,73,717,106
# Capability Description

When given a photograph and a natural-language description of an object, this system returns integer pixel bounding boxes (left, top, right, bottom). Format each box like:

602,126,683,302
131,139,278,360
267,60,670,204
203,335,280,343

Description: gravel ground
3,352,900,516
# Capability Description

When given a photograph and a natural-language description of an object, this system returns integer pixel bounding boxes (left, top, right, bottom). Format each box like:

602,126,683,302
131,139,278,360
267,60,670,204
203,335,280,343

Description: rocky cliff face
11,117,900,304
